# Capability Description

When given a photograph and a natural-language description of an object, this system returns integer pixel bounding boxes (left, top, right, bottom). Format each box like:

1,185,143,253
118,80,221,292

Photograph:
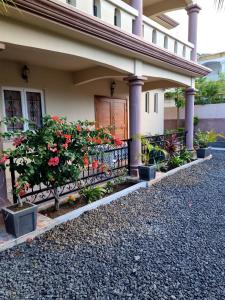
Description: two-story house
0,0,209,189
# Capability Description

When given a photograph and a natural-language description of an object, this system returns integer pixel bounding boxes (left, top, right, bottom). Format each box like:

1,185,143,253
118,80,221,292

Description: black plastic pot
138,165,156,181
2,202,37,238
196,147,211,159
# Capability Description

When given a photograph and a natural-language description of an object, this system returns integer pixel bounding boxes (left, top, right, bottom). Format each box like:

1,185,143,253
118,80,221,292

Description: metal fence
9,132,186,205
141,131,187,163
10,140,131,205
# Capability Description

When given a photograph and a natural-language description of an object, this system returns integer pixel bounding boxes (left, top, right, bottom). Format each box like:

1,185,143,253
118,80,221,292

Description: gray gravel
1,150,225,299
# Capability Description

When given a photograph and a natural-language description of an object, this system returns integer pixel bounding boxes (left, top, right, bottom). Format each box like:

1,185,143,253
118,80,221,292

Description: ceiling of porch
143,0,193,16
0,43,97,72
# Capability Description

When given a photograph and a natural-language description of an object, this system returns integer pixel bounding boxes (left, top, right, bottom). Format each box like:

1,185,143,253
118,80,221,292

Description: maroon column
126,76,146,176
186,4,201,62
185,88,195,150
0,138,8,207
130,0,143,37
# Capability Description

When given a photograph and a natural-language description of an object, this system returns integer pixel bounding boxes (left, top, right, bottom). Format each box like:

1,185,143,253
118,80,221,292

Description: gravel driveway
0,150,225,300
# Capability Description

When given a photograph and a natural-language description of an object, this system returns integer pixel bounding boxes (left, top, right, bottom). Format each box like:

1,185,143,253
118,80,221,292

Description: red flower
19,190,26,197
64,134,71,140
76,124,81,132
13,136,25,147
92,160,99,169
96,137,103,145
114,138,123,147
0,155,8,164
52,116,62,124
48,157,60,166
83,156,89,167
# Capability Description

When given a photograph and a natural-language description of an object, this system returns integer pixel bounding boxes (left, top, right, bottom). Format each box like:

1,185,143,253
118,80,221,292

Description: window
93,0,101,18
152,29,157,44
66,0,76,6
164,36,168,49
114,8,121,27
3,88,44,131
154,93,159,114
145,92,150,113
174,41,178,54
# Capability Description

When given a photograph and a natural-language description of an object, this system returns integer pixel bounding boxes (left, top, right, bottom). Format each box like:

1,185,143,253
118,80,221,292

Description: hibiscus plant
0,115,122,210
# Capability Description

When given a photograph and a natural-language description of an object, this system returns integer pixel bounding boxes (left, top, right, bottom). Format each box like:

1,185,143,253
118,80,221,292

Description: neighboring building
199,52,225,81
0,0,209,201
165,51,225,131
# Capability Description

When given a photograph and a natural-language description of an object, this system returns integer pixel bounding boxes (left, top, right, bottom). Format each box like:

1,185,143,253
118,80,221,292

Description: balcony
57,0,193,61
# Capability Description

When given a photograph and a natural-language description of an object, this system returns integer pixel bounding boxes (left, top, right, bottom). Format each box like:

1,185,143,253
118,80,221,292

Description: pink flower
48,157,60,166
62,143,68,150
48,144,58,153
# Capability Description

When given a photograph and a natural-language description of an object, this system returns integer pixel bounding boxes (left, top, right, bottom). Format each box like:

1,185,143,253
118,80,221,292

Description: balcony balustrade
58,0,194,60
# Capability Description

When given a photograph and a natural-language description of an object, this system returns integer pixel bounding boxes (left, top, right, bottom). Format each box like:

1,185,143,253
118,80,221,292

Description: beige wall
0,60,164,141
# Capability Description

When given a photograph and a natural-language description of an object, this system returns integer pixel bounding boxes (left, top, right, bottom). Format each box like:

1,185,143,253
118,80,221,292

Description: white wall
141,90,164,136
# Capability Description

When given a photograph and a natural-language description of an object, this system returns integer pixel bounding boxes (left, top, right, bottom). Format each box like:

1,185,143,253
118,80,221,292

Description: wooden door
95,96,128,140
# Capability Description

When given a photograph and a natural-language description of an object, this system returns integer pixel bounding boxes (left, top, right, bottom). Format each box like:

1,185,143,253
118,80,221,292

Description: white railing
56,0,193,60
143,16,193,60
58,0,137,34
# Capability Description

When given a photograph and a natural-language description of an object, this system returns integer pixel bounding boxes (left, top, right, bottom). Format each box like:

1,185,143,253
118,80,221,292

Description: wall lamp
21,65,30,82
110,80,116,97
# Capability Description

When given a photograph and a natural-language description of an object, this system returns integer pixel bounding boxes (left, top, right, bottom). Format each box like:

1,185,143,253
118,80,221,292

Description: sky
167,0,225,54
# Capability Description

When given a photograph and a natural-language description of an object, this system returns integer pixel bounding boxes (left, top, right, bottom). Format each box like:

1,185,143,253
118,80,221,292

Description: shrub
80,186,106,203
168,156,184,170
194,130,224,149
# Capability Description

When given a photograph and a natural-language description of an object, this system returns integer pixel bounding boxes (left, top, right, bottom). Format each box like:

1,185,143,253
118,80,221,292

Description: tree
165,88,185,128
0,116,122,210
195,74,225,105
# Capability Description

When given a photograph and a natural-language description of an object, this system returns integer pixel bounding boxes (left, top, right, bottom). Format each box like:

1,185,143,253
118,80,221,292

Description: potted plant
195,130,223,158
0,116,121,237
1,197,38,238
139,139,167,181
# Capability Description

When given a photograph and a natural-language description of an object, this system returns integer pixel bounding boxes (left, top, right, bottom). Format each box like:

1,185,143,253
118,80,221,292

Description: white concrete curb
211,147,225,151
55,181,147,224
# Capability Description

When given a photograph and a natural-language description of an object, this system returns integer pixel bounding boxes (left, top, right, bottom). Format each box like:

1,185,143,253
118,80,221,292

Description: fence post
184,131,188,146
10,157,18,204
127,139,131,176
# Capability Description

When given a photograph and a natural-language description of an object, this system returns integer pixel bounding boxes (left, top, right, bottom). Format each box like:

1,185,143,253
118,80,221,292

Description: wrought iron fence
9,132,186,206
10,140,131,205
141,131,187,163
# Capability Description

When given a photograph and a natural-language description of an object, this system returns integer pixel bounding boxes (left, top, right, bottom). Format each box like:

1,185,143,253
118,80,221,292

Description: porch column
0,137,8,207
126,76,146,176
185,88,195,150
130,0,143,37
186,4,201,62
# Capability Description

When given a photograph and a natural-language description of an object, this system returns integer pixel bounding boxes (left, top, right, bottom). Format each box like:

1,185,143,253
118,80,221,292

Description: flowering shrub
0,115,123,209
